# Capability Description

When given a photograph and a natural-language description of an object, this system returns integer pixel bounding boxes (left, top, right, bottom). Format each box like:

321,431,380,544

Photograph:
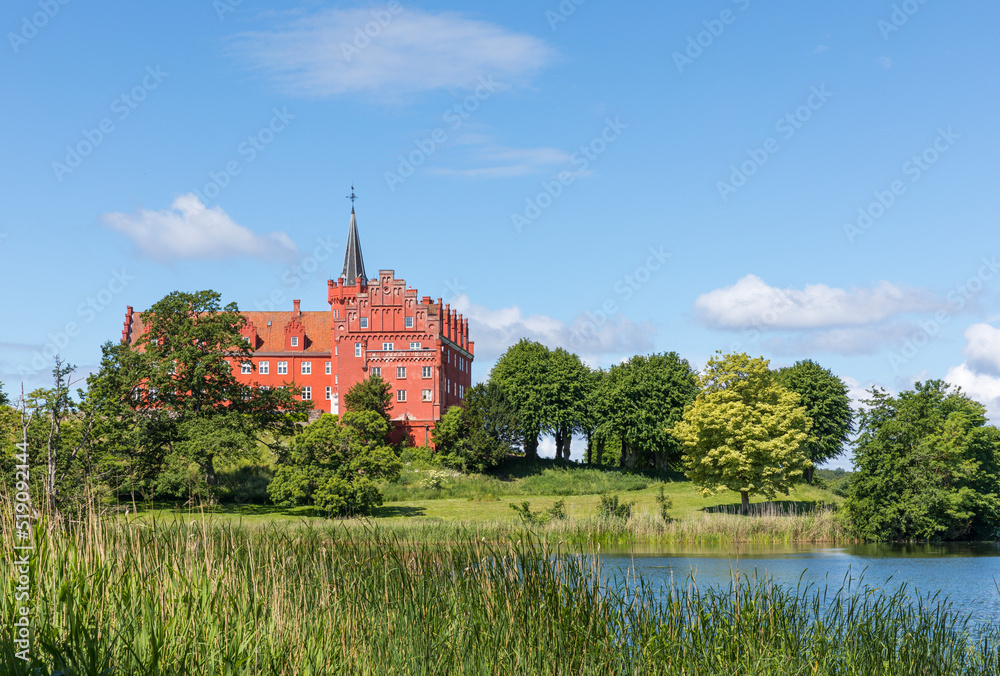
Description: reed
0,510,995,675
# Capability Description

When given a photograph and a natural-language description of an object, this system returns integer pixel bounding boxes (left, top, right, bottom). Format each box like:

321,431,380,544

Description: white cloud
695,275,938,331
102,193,297,262
451,294,656,369
425,142,572,179
961,323,1000,376
227,8,553,99
945,363,1000,423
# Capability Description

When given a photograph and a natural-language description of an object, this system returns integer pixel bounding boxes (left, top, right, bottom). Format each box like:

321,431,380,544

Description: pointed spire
341,197,367,286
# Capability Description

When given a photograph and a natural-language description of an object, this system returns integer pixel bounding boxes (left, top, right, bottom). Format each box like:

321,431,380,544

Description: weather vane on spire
347,185,358,207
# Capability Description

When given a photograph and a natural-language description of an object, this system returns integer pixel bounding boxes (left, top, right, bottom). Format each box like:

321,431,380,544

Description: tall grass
1,510,996,675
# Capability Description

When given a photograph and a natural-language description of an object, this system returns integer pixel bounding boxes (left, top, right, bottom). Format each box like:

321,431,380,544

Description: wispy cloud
102,193,297,262
226,7,554,99
695,275,939,331
426,142,571,178
451,294,656,369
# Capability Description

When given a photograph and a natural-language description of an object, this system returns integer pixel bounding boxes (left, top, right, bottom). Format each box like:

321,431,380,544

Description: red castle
121,205,474,446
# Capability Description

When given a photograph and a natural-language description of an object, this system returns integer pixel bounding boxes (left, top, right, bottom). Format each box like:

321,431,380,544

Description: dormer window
291,337,299,347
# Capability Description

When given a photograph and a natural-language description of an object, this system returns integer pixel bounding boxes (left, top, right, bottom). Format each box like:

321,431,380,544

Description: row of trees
456,339,853,481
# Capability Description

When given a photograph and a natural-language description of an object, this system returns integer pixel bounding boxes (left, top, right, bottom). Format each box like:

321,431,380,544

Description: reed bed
1,513,996,675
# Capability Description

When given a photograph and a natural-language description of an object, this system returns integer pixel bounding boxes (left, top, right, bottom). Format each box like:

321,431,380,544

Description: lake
598,542,1000,626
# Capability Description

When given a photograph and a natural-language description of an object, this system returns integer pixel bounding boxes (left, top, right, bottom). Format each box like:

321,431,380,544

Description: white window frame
405,316,414,328
422,366,432,379
259,361,269,374
360,317,368,328
355,343,362,358
240,362,252,375
422,389,432,402
397,366,406,379
325,361,331,375
301,361,312,375
382,342,394,351
396,389,406,402
290,336,299,347
410,342,421,350
302,386,311,400
325,386,332,400
371,367,381,377
277,361,288,375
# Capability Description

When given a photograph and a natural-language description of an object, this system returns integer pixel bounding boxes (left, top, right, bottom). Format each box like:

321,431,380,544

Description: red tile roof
125,311,332,354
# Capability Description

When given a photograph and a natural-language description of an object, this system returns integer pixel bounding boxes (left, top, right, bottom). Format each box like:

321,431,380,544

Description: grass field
123,458,849,544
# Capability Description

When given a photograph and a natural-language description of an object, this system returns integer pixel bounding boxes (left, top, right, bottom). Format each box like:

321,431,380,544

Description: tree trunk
560,430,571,461
204,453,217,486
523,432,539,460
805,465,815,485
585,432,593,464
740,491,750,515
554,429,565,461
595,436,604,466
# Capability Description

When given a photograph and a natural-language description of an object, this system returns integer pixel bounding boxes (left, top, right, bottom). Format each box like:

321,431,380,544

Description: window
410,342,421,350
335,375,338,384
325,386,332,400
302,386,311,400
355,343,362,358
422,366,432,379
240,362,252,375
259,361,269,374
360,317,368,328
397,366,406,379
405,317,414,328
396,389,406,402
301,361,312,375
382,342,394,351
333,309,340,318
291,336,299,346
325,361,331,375
259,385,270,392
371,367,381,377
277,361,288,375
422,389,432,402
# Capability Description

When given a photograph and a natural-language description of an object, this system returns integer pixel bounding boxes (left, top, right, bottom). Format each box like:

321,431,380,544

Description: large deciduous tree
672,352,811,514
593,353,698,471
87,290,311,498
775,360,853,484
433,382,520,473
844,381,1000,541
546,348,592,461
490,339,551,459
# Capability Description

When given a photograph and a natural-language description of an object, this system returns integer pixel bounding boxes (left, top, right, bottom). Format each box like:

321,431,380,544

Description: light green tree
672,352,811,514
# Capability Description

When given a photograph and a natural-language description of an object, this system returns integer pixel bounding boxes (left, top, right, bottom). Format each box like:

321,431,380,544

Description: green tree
87,291,311,498
343,373,393,424
433,382,519,473
672,352,811,514
490,339,551,459
0,381,8,407
775,360,854,484
268,410,402,516
546,348,592,460
593,353,698,471
844,381,1000,541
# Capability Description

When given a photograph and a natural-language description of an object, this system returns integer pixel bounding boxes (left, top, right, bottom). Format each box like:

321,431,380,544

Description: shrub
655,485,673,523
546,499,567,521
598,494,634,521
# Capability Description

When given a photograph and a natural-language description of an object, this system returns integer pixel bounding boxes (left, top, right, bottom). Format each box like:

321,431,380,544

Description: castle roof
341,207,366,286
125,310,332,354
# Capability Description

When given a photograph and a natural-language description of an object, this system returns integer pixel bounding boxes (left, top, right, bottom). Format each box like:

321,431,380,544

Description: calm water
598,543,1000,625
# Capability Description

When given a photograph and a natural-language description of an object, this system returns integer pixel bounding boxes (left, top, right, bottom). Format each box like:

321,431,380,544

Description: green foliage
343,373,393,424
814,468,853,497
509,500,541,524
593,352,698,471
432,382,519,473
268,412,402,517
86,291,311,500
673,352,812,514
400,445,435,465
489,339,551,458
546,348,593,460
655,485,673,523
597,494,634,520
775,360,854,480
547,498,567,520
0,381,8,406
844,381,1000,541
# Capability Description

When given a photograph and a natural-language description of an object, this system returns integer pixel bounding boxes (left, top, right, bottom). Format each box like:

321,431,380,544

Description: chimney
293,299,301,313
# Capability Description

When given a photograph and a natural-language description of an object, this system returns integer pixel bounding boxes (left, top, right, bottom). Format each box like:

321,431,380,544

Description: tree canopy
433,382,520,473
775,360,853,483
593,353,698,471
844,381,1000,541
672,352,811,513
489,339,551,459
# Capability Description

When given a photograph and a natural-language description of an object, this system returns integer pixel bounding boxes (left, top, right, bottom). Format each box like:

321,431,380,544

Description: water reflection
596,542,1000,625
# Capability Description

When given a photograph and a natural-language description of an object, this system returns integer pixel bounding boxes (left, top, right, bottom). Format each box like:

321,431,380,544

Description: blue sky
2,0,999,467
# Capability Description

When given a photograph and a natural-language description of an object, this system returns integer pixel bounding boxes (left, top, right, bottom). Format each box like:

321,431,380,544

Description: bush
598,494,634,521
654,485,673,523
400,446,436,466
510,500,542,525
546,499,567,521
